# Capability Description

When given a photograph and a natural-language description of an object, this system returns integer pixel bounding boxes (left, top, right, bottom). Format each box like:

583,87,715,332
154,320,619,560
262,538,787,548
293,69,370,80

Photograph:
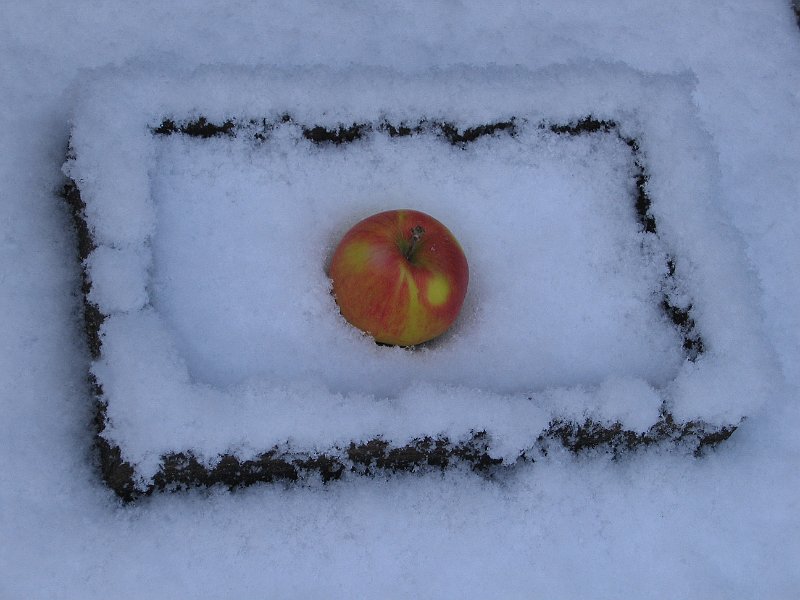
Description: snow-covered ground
2,2,799,598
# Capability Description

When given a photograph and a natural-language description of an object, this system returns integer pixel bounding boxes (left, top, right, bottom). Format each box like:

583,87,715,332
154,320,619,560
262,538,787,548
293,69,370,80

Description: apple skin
329,209,469,346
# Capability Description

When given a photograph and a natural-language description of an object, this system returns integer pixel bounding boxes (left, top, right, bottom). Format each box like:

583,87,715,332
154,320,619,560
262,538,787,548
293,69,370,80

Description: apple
329,209,469,346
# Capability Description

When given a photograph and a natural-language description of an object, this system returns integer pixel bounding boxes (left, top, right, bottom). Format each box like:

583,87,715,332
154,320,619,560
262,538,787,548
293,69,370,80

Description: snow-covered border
64,64,778,492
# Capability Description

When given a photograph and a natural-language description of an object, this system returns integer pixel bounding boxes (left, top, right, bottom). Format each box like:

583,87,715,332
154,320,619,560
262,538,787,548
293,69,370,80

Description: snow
2,1,800,598
63,64,778,478
150,124,676,395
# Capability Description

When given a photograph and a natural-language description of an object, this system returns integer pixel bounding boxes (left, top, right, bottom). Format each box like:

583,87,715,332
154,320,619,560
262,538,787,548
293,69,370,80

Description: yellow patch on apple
425,274,450,306
341,240,372,273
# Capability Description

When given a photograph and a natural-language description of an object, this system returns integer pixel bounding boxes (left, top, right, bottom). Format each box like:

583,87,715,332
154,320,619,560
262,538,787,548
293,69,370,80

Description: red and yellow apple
329,209,469,346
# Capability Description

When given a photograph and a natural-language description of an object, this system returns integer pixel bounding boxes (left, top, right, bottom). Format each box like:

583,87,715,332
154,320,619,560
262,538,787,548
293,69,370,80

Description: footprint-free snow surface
64,65,776,486
152,123,679,395
3,2,800,598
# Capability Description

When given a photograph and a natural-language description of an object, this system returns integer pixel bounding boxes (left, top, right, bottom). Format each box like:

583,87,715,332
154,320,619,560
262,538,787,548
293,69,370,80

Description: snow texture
64,64,779,479
3,1,800,598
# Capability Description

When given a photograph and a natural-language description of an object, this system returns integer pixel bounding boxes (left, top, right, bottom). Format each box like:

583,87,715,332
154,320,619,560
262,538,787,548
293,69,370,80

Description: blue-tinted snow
2,2,800,598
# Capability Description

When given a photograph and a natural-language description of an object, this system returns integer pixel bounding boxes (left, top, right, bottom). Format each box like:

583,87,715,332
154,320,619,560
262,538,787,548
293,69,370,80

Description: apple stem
405,225,425,260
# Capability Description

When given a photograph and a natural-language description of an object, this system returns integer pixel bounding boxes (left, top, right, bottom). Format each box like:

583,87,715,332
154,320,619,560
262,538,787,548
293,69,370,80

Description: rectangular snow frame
63,65,776,500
